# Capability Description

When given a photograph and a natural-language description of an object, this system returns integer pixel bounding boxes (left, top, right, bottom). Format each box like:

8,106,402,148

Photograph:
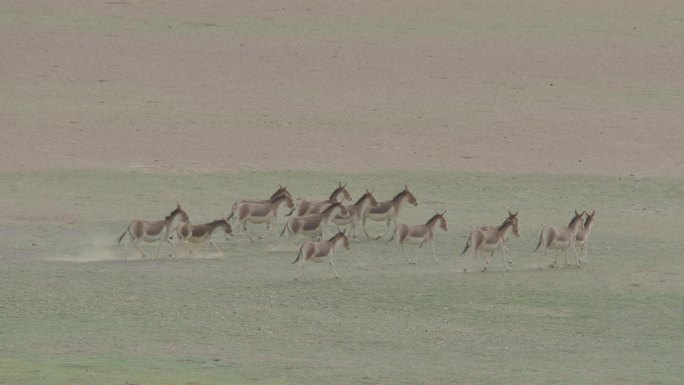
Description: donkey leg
501,248,511,272
329,258,339,279
154,239,163,258
477,250,488,272
571,244,581,267
550,249,558,268
429,240,439,264
581,242,590,264
401,244,414,264
210,240,226,257
122,237,132,260
132,239,146,258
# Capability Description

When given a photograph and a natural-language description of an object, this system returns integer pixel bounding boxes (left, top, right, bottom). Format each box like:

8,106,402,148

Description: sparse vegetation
1,171,682,384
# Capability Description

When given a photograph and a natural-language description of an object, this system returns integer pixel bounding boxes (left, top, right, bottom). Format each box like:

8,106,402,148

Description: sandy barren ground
2,4,684,384
1,0,683,177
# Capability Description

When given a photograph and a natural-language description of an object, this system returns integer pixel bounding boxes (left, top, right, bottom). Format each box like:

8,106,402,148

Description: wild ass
292,182,352,216
117,204,190,259
227,185,294,227
173,219,233,257
362,186,418,240
461,211,520,272
229,194,295,242
292,231,351,280
388,211,448,264
534,211,585,268
230,185,292,207
260,185,293,202
331,190,379,239
279,202,349,240
575,210,596,264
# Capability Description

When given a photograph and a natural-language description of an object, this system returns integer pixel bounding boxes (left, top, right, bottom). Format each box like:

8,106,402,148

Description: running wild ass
117,204,190,259
331,190,379,239
228,194,295,242
292,182,352,216
280,202,349,240
173,218,233,257
388,210,448,264
575,210,595,264
231,184,292,206
534,210,585,268
363,186,418,240
461,211,520,272
292,231,351,280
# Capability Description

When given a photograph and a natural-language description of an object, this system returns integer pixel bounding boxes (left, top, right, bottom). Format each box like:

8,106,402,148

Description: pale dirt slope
2,0,683,177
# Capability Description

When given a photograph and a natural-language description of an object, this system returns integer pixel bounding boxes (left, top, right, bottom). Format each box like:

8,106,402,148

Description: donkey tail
117,229,128,245
460,233,472,255
292,241,305,264
533,238,542,252
386,226,398,244
226,202,238,222
278,222,290,240
533,229,545,252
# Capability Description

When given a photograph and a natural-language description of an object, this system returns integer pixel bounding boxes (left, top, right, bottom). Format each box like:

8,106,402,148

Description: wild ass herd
117,183,596,279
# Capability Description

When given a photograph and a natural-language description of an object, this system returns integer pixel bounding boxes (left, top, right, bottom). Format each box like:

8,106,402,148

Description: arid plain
1,1,683,384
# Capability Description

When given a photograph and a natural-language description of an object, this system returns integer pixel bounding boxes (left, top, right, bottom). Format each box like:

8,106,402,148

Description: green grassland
1,171,682,384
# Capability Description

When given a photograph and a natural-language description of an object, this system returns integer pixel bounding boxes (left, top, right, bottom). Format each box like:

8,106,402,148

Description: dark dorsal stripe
369,201,392,214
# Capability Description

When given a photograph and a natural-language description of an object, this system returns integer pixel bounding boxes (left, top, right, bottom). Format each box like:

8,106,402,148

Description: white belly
367,212,390,222
246,215,272,225
402,236,426,245
548,240,571,249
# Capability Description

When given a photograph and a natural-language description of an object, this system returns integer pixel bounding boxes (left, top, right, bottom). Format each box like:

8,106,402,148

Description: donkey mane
321,202,342,214
426,213,443,226
354,191,372,206
207,219,228,226
568,213,583,228
167,206,183,218
272,193,289,204
269,186,289,200
329,232,347,242
392,189,410,202
496,220,507,232
330,185,345,198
